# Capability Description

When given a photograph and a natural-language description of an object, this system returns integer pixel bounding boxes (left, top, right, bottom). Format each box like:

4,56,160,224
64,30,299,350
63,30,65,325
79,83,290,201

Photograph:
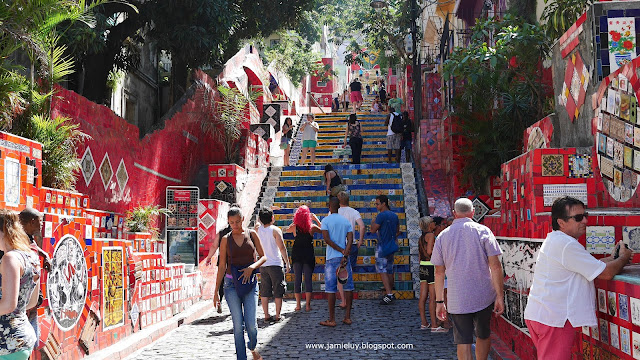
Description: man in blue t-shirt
320,197,354,327
371,194,400,305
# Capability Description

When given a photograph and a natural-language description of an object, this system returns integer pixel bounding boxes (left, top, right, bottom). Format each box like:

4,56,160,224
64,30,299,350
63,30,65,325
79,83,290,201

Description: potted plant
125,205,170,252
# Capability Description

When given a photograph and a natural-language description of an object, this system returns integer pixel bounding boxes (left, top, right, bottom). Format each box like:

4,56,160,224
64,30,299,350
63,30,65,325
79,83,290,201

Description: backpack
390,112,404,134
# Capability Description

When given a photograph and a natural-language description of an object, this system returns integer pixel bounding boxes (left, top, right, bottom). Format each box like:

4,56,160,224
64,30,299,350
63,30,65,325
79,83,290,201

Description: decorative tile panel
542,154,565,176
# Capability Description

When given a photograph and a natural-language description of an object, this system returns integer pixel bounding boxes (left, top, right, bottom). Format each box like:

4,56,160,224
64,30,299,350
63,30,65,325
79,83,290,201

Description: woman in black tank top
285,205,321,312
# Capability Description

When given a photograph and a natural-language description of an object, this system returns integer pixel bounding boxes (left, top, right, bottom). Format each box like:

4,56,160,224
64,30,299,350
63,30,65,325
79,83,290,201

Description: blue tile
608,10,624,18
600,16,609,30
627,9,640,17
86,238,92,245
597,60,603,78
596,35,600,44
602,49,610,64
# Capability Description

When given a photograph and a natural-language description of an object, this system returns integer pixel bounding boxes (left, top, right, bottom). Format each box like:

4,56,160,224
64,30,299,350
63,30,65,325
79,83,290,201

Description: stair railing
307,91,327,114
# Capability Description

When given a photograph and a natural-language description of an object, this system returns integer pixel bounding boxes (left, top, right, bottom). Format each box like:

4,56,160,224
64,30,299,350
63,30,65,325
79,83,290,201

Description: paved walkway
125,299,458,360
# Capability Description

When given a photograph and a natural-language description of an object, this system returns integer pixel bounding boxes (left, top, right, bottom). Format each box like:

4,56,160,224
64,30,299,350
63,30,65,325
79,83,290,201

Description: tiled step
254,126,420,299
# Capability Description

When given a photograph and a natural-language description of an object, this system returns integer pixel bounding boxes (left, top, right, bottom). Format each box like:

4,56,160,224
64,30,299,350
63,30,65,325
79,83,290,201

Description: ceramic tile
542,184,588,206
568,154,593,178
541,154,565,176
586,226,616,254
80,147,96,186
623,226,640,251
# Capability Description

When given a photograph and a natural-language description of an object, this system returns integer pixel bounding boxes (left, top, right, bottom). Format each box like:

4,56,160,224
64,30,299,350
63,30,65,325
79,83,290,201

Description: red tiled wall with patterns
310,58,335,108
423,73,443,120
0,132,43,211
418,117,454,217
51,69,258,215
208,164,245,203
0,132,214,359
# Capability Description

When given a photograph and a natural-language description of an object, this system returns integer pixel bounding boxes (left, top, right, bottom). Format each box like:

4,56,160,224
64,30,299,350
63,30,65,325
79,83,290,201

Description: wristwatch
436,300,445,304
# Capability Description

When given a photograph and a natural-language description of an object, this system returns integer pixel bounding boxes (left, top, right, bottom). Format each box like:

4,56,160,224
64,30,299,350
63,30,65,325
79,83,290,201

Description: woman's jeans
224,276,258,360
349,137,363,164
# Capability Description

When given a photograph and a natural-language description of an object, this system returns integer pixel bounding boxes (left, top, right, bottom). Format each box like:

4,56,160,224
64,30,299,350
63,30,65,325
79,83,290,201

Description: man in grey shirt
431,198,504,360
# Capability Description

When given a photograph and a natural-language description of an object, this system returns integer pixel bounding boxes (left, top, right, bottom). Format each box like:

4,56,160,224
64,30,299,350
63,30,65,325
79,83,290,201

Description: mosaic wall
0,131,213,359
591,3,640,81
593,57,640,204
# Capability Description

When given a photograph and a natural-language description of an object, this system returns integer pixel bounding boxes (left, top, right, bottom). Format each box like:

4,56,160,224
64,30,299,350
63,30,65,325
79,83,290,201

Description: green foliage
299,0,416,67
343,40,369,67
541,0,593,41
60,0,314,103
29,115,91,190
0,0,104,190
106,69,125,93
443,15,551,192
201,85,262,164
125,205,170,239
263,31,324,86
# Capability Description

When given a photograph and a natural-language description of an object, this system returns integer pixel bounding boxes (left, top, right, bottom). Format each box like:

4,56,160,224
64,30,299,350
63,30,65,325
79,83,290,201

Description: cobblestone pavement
125,299,459,360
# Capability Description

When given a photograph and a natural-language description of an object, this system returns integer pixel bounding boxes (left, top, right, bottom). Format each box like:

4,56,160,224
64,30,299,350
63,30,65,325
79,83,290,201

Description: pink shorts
350,91,363,103
525,320,577,360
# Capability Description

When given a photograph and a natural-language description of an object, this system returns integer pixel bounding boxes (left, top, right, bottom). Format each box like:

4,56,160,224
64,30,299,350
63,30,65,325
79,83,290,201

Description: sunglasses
565,212,589,222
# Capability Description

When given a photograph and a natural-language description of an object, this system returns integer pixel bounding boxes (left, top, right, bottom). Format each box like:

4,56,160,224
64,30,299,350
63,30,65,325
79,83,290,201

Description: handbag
228,232,257,297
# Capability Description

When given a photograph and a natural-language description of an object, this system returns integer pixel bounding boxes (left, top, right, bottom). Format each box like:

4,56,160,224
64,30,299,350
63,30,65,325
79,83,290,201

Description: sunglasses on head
565,212,589,222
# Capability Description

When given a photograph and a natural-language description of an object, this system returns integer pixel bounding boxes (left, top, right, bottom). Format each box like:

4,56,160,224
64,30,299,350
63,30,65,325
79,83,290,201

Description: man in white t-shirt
300,114,319,166
256,208,290,323
524,196,632,359
337,191,365,309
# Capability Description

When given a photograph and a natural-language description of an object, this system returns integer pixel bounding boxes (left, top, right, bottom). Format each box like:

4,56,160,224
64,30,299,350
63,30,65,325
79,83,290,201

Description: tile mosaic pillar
208,164,245,204
401,163,421,296
261,103,281,133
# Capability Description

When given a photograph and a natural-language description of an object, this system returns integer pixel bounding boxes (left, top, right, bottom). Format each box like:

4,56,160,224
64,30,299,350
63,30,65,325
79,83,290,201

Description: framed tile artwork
586,226,616,254
631,297,640,326
599,288,608,313
609,291,618,317
541,154,564,176
621,294,630,322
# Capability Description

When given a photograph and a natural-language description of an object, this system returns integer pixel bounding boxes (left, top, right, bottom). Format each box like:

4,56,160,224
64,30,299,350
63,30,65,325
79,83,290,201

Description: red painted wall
51,70,246,214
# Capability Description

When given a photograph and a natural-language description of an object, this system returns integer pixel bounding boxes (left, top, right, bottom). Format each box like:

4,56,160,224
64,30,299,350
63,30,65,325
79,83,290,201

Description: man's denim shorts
324,257,354,293
375,253,395,274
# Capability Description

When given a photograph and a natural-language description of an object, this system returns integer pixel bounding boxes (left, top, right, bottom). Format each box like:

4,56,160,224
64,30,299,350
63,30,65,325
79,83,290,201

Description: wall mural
46,234,88,331
498,238,542,329
102,247,125,330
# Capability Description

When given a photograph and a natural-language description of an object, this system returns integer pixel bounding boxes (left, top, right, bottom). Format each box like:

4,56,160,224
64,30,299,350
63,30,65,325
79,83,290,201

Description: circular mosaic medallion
46,234,88,331
594,70,640,202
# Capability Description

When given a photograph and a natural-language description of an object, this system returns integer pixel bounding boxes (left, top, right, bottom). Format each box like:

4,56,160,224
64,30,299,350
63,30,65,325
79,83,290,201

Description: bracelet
436,300,445,304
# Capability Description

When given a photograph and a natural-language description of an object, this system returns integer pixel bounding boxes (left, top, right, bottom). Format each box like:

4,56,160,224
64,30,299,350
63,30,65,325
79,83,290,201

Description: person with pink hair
285,206,321,311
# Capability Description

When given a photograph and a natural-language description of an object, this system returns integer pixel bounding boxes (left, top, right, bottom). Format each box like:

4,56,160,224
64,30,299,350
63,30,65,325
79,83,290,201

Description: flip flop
342,319,352,325
339,304,347,309
420,324,430,330
319,320,336,327
305,306,312,312
294,307,302,312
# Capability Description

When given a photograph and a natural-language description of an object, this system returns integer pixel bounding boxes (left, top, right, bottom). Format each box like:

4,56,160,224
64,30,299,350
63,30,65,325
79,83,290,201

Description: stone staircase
290,112,389,165
252,111,421,300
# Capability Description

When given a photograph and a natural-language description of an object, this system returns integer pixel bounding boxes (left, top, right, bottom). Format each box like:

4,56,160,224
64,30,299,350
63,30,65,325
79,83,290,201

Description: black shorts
419,263,434,284
450,303,494,344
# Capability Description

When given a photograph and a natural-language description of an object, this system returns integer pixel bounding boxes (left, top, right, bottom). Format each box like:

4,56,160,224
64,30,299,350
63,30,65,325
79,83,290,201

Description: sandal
263,316,273,323
420,324,430,330
305,305,312,312
431,326,449,333
294,306,302,312
274,315,285,322
343,319,352,325
319,320,336,327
